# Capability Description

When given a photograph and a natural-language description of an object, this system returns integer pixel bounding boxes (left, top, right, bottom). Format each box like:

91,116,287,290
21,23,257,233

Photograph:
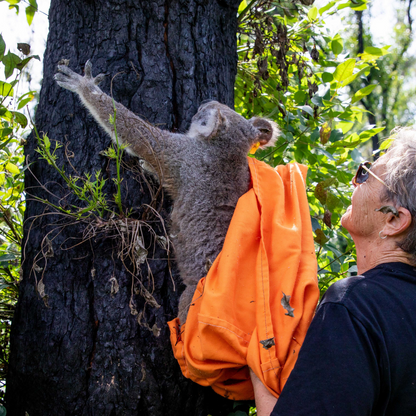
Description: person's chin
340,205,352,229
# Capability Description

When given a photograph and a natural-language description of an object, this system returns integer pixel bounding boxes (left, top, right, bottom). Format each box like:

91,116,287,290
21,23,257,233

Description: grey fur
54,60,279,324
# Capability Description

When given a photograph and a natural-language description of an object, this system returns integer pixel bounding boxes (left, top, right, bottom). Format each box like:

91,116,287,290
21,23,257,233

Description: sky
315,0,414,47
0,0,50,90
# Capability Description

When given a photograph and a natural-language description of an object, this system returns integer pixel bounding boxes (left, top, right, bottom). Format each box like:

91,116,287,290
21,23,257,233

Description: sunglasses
352,161,393,191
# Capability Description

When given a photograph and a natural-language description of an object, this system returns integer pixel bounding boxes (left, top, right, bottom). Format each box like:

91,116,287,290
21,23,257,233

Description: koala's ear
250,117,280,148
187,107,228,140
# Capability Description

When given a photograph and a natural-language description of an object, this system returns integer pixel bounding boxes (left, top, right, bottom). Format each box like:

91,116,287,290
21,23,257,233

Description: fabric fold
168,158,319,400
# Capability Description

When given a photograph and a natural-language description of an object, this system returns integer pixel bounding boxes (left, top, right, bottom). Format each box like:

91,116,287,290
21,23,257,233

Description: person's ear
382,206,412,237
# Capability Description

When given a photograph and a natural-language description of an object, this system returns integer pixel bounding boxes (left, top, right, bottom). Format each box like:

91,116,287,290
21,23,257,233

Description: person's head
341,128,416,263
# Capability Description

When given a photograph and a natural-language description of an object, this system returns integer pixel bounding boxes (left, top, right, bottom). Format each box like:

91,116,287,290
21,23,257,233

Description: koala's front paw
54,63,84,93
54,60,105,93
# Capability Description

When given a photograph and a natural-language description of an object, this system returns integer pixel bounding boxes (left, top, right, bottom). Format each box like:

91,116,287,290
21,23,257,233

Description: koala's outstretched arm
54,61,170,178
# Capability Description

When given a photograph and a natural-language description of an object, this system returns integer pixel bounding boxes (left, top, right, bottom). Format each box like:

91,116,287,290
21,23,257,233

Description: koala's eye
201,121,207,126
259,128,271,133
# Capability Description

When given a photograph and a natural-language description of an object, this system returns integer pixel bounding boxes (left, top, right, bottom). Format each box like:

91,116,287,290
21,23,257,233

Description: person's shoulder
321,262,416,308
321,275,367,306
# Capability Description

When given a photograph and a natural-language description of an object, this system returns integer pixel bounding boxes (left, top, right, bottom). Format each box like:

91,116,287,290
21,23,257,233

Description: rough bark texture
6,0,244,415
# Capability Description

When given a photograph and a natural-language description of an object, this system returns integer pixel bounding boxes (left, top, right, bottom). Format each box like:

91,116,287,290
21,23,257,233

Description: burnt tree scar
281,292,294,317
260,337,275,350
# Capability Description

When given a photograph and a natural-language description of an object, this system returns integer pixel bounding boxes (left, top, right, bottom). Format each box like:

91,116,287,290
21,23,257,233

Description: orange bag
168,158,319,401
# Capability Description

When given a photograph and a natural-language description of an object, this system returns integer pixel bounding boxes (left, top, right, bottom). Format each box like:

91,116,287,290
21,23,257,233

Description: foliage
0,1,40,407
226,401,257,416
344,1,416,149
235,0,389,295
0,0,39,26
35,129,125,219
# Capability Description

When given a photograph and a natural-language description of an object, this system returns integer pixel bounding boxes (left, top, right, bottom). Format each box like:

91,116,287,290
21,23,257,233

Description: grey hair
382,128,416,262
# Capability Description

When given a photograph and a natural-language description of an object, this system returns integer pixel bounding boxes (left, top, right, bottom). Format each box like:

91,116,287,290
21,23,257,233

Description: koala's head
187,100,279,152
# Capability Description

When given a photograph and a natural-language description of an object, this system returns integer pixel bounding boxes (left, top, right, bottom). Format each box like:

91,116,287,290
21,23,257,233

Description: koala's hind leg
178,284,198,325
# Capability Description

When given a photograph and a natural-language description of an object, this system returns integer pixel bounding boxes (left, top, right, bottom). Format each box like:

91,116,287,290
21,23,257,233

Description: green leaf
327,133,362,148
307,6,318,21
333,58,356,83
16,54,40,71
380,137,394,150
8,4,19,13
331,35,343,55
44,135,50,150
2,52,21,79
17,90,36,110
0,81,14,97
17,90,36,102
351,4,367,11
0,34,5,60
314,229,329,245
359,127,385,141
322,72,333,83
311,94,324,107
298,105,314,116
351,84,377,104
319,1,336,15
0,107,13,120
322,99,335,108
327,192,342,212
337,1,367,10
321,177,338,189
12,111,27,128
237,0,247,14
359,46,390,63
329,129,343,143
341,65,370,87
364,46,384,56
5,162,19,175
337,121,354,134
17,96,34,110
294,90,307,104
317,147,336,160
311,217,321,231
330,260,341,273
0,253,18,262
0,128,13,138
25,0,37,25
332,40,343,55
337,2,350,10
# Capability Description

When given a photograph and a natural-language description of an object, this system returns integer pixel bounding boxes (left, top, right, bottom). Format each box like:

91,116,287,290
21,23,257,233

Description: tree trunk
355,11,364,55
6,0,243,415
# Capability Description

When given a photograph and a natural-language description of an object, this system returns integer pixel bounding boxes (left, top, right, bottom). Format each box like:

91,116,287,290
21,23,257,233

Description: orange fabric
168,158,319,401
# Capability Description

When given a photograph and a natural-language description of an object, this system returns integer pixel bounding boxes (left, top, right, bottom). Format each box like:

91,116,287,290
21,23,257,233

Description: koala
54,61,279,324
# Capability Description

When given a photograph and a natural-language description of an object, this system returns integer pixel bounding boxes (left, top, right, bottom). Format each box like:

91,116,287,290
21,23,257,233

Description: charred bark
6,0,243,415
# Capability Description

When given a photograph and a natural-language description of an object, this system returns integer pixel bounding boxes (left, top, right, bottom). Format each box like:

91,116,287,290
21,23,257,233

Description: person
250,129,416,416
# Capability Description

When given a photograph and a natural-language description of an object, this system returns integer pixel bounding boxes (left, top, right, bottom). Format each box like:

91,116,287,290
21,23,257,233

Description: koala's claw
54,65,80,92
83,60,105,84
84,60,93,78
55,60,105,92
56,64,76,77
94,73,106,85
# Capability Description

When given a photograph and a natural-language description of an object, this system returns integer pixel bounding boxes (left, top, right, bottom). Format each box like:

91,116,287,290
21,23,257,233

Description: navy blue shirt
271,262,416,416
